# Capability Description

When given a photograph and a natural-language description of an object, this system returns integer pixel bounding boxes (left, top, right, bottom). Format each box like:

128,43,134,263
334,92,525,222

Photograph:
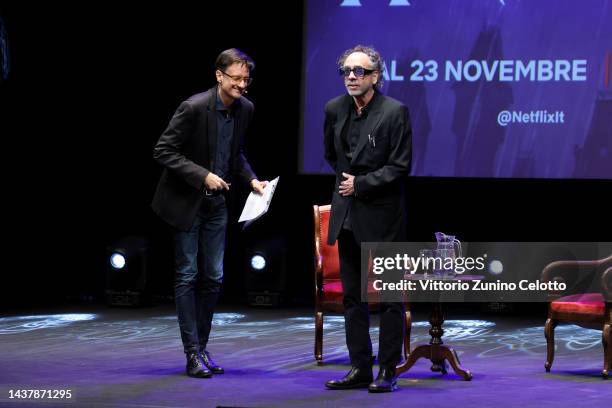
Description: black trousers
337,228,405,369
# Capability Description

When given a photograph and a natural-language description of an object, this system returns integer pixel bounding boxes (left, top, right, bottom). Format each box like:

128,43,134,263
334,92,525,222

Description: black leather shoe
200,350,224,374
325,367,373,390
186,352,212,378
368,367,397,393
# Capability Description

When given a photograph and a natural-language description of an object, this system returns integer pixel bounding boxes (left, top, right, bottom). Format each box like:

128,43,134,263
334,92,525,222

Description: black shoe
368,367,398,393
200,350,224,374
186,352,212,378
325,367,373,390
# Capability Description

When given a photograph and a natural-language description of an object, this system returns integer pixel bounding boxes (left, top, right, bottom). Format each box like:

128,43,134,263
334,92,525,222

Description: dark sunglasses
338,66,376,78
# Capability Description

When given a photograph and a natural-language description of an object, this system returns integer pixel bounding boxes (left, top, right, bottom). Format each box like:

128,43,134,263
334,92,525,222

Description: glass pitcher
433,232,462,278
435,232,462,258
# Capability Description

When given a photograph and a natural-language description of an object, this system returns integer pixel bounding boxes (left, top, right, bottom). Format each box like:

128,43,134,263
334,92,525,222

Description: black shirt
214,93,234,181
339,92,377,230
341,92,376,161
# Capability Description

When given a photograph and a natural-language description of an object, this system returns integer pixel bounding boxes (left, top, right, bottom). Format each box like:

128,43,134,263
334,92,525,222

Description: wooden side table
395,274,483,380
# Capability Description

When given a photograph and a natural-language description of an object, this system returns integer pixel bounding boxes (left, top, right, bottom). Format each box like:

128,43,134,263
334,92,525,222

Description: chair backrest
313,205,341,281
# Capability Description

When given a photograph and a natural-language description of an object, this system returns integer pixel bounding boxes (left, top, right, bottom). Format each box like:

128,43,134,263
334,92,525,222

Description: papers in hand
238,176,279,228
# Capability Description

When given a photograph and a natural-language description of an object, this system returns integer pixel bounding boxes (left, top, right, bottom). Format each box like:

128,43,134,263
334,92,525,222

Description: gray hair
337,45,385,89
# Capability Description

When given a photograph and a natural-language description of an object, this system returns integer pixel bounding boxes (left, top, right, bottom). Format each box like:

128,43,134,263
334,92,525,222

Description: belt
204,189,224,197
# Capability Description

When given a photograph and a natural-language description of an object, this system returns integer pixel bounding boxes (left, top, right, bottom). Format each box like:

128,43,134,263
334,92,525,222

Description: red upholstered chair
542,254,612,378
313,204,412,364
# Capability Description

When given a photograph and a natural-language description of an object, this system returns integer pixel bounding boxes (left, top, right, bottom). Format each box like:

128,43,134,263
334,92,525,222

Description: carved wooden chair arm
541,255,612,300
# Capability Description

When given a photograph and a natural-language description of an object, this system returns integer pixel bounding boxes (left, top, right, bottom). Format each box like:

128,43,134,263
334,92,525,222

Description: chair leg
544,318,557,372
315,311,323,364
403,310,412,361
603,323,610,378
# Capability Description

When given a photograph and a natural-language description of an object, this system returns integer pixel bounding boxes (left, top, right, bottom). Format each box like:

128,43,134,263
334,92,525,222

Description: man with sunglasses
152,48,267,378
323,45,412,392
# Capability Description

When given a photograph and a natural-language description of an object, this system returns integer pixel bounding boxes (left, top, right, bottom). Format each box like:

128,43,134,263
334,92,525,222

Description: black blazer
152,86,256,231
324,92,412,245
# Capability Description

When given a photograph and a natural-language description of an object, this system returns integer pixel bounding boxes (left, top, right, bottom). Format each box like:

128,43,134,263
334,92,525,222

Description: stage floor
0,305,608,407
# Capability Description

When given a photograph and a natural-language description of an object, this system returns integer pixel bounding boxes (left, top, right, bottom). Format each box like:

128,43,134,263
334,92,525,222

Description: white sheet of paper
238,176,279,227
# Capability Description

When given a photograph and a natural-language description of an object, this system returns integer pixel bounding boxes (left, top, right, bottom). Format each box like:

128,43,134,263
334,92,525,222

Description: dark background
0,2,609,311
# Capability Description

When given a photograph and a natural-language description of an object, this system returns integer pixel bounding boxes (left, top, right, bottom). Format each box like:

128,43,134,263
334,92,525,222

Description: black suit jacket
152,86,256,231
324,92,412,245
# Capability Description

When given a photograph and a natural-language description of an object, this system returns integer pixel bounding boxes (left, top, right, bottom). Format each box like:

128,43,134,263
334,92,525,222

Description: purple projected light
300,0,612,179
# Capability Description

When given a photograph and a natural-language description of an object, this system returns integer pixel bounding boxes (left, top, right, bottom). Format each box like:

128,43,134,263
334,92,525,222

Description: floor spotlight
106,236,150,307
245,237,286,307
250,254,267,271
488,259,504,275
110,253,126,270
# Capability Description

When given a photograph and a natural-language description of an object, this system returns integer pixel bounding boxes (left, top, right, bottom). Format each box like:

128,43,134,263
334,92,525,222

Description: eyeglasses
338,66,376,78
220,70,253,85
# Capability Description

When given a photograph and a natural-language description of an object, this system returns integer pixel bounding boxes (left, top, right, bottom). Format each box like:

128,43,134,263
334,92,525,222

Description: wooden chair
542,254,612,378
313,204,412,364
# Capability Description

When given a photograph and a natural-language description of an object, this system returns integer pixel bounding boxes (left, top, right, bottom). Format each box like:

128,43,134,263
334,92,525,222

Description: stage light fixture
110,253,126,269
106,236,150,307
488,259,503,275
250,254,266,271
245,237,287,307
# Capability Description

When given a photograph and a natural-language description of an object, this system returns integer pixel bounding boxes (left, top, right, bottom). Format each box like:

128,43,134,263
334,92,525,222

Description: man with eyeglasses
152,48,267,378
323,45,412,393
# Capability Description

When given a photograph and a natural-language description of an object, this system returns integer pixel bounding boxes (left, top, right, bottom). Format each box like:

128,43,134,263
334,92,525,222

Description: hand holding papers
238,176,279,228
